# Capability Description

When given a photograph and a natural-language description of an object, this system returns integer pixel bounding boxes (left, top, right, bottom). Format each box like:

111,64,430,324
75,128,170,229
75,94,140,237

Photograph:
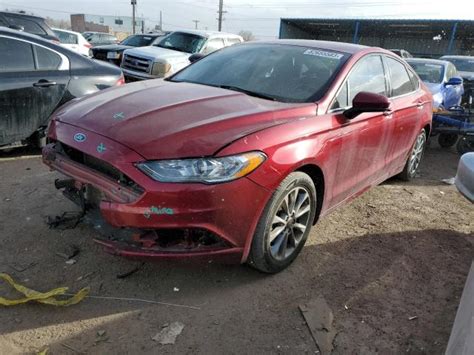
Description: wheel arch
295,164,325,225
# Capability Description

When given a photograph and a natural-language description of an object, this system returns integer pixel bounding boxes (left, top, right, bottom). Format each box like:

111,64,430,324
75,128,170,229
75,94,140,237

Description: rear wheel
399,130,427,181
438,133,458,148
456,136,474,155
247,172,317,273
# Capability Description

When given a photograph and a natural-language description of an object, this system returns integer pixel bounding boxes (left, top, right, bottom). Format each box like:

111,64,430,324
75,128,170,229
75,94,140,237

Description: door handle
417,102,424,109
33,79,57,88
383,110,393,117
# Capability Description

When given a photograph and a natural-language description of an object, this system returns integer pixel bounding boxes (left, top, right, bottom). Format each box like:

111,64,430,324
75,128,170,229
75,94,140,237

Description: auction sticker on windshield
303,49,344,59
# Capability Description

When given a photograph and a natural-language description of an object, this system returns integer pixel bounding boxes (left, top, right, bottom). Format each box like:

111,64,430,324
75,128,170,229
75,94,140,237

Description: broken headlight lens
136,151,266,184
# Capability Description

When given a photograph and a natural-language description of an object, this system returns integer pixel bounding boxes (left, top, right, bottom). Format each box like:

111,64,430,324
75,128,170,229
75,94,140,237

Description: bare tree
45,17,71,30
238,30,255,42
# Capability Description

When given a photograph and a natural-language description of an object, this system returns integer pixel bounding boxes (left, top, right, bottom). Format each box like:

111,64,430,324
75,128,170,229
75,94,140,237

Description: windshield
155,32,207,53
171,44,349,103
407,62,444,83
121,35,157,47
443,58,474,72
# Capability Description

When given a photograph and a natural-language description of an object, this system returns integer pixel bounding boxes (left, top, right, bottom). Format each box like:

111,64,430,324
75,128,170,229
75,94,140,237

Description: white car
121,29,243,81
52,28,91,57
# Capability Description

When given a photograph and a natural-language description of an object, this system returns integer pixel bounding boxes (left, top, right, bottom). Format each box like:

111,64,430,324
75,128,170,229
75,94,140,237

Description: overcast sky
1,0,472,38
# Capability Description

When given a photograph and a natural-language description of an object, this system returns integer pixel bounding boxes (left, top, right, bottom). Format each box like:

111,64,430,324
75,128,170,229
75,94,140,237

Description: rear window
407,62,444,84
54,30,78,44
5,15,47,35
0,37,35,72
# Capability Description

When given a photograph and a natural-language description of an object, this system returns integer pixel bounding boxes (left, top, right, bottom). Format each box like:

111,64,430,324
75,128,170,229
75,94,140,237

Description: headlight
151,62,172,77
136,151,266,183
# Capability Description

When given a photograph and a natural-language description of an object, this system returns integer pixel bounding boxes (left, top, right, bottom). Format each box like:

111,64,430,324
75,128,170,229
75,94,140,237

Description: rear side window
407,69,419,91
55,30,77,44
5,15,47,35
386,57,414,97
0,37,35,72
446,63,457,79
35,45,62,70
227,38,242,45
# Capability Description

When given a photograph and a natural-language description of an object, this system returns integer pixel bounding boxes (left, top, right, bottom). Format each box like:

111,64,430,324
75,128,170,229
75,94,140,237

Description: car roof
171,29,242,39
247,39,371,54
406,58,449,66
0,11,45,20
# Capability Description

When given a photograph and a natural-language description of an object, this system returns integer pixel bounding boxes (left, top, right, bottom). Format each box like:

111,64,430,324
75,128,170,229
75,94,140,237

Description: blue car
406,58,464,110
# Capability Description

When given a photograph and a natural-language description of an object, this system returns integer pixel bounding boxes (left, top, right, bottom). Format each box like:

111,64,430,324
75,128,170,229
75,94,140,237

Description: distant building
71,14,145,36
279,18,474,57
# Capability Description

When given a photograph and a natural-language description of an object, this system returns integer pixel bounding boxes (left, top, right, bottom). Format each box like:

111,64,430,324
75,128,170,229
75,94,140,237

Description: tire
438,133,458,148
456,136,474,155
247,172,317,273
399,130,427,181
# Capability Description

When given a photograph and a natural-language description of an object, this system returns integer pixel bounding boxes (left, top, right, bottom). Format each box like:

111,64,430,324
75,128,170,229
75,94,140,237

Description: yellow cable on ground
0,273,89,306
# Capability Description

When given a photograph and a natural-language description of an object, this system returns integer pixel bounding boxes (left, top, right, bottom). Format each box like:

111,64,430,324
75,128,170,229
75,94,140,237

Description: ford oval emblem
74,133,87,143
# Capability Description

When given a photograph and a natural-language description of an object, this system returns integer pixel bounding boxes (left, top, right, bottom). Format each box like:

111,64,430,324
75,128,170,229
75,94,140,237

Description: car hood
93,44,132,52
123,46,190,62
458,71,474,81
53,80,315,160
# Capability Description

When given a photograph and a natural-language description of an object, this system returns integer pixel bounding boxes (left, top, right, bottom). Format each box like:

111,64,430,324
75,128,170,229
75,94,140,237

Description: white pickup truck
121,29,243,81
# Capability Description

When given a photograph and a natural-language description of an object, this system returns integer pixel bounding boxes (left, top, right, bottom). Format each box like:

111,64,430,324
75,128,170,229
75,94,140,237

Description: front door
328,54,392,206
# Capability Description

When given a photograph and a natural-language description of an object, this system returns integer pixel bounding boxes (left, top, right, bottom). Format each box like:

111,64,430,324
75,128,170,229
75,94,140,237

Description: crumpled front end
43,120,270,263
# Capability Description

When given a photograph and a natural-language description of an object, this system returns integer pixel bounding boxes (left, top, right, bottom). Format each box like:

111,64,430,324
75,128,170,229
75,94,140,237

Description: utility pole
159,10,163,31
217,0,226,32
192,20,199,29
131,0,137,34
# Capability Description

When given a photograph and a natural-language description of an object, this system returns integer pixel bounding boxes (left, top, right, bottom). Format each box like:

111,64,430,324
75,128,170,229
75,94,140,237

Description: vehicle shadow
1,228,472,354
0,146,42,161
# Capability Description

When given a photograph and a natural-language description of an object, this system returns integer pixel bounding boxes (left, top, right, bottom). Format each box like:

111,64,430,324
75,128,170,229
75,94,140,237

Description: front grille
93,51,108,61
122,54,152,74
59,142,144,194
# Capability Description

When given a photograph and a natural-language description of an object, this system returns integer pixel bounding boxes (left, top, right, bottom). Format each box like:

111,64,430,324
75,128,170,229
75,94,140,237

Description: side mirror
445,76,463,86
9,24,24,31
189,53,205,63
343,92,390,119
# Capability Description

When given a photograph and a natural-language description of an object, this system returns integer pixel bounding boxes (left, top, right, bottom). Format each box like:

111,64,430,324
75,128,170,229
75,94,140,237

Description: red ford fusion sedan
43,40,432,273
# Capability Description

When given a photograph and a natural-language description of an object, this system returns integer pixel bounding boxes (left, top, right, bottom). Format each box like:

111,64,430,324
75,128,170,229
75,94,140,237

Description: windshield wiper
216,85,277,101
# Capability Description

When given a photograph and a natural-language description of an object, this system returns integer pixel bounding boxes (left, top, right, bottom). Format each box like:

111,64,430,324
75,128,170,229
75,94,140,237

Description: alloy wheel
268,187,312,261
408,132,426,177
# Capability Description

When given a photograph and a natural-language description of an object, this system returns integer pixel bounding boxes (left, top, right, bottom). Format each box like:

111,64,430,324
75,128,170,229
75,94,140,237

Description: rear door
0,36,70,145
328,54,392,206
383,56,423,174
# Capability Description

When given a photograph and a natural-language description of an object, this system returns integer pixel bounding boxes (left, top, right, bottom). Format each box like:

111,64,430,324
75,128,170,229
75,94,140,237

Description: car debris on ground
152,322,185,345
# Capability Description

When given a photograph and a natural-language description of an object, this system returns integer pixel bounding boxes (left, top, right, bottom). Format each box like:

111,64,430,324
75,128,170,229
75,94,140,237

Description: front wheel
438,133,458,148
247,172,317,273
399,130,427,181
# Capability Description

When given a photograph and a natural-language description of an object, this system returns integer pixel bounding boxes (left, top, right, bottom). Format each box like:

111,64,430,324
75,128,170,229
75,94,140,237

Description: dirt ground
0,142,472,355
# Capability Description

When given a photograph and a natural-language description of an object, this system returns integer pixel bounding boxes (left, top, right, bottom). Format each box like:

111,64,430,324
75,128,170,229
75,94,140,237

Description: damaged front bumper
42,122,270,263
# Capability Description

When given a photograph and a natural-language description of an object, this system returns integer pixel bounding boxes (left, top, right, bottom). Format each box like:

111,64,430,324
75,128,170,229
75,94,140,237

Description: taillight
116,75,125,86
84,43,92,48
52,39,61,45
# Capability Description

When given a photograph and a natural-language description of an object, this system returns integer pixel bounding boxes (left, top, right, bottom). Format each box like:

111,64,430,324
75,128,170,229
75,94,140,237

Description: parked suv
0,28,124,149
0,11,59,41
121,30,243,81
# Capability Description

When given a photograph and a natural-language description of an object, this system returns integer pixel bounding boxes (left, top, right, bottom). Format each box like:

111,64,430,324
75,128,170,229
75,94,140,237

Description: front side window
386,57,413,97
446,63,457,79
172,44,349,103
444,58,474,72
202,38,225,55
155,32,207,54
332,55,387,110
0,37,35,72
35,46,62,71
